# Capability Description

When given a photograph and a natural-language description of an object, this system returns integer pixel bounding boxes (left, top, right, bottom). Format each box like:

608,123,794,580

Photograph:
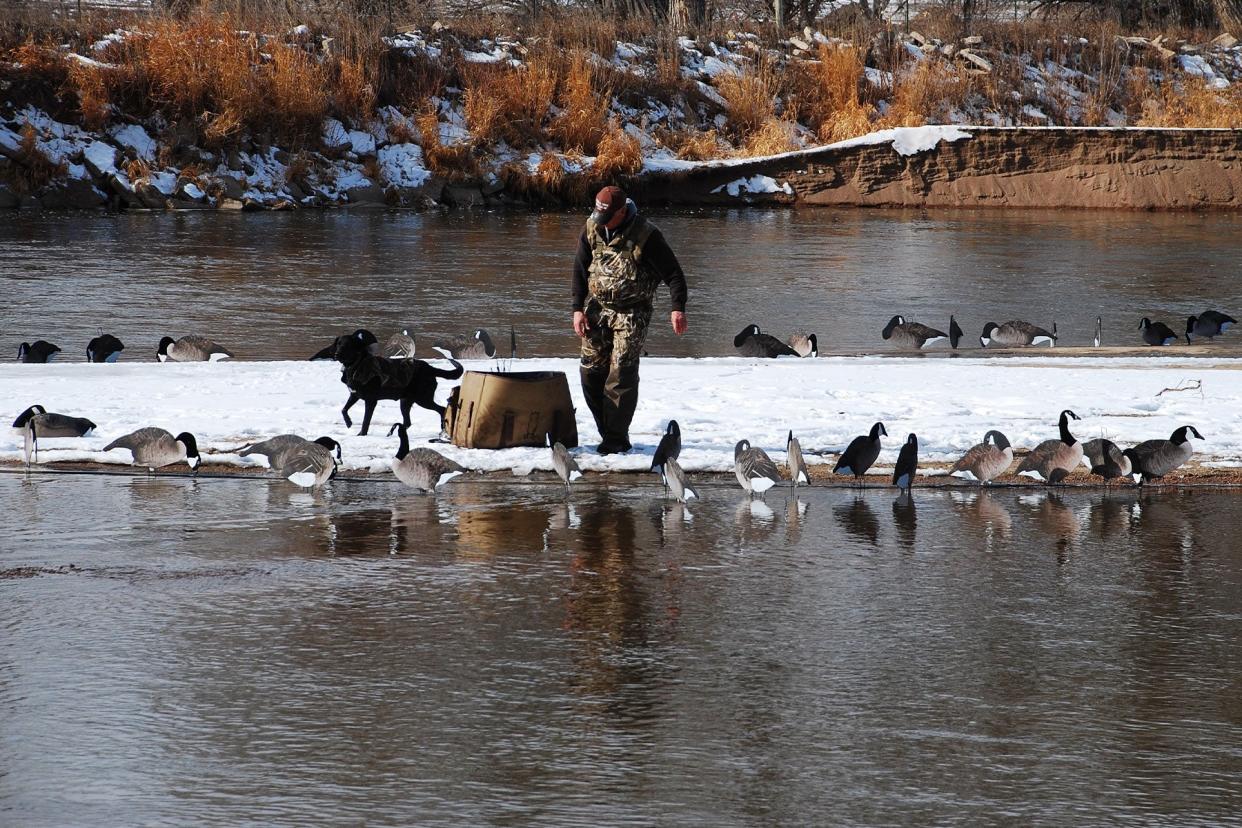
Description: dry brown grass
332,56,376,122
716,63,778,140
548,50,610,153
269,45,329,141
672,128,725,161
883,58,966,128
462,53,558,148
742,118,801,156
416,109,477,179
65,58,112,129
463,80,507,145
789,43,877,142
536,153,568,190
6,124,65,194
591,122,643,182
1139,77,1242,127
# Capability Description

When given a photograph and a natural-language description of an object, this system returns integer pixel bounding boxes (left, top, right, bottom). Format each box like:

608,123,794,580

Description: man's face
604,206,627,230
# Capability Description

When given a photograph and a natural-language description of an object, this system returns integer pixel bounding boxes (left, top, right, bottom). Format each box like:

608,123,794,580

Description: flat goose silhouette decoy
1016,409,1082,484
664,456,697,503
18,340,60,363
158,335,234,362
834,422,887,485
786,430,808,488
881,315,962,350
1124,425,1203,484
651,420,681,482
949,430,1013,484
734,439,781,495
733,325,799,358
103,427,200,471
87,333,125,363
390,423,464,492
1138,318,1178,346
979,320,1057,348
239,434,341,487
892,433,918,493
12,404,97,464
1080,438,1132,484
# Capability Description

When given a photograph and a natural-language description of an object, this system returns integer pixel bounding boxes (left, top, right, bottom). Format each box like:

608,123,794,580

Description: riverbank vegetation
3,1,1242,208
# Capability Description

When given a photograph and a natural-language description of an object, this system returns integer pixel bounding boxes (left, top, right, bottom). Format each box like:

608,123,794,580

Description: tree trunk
1215,0,1242,27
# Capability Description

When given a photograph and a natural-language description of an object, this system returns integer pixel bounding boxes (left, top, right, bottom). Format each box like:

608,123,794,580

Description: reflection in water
835,495,879,546
6,475,1242,825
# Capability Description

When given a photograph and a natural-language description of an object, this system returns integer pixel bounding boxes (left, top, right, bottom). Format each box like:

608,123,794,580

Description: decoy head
984,429,1011,450
870,422,888,439
881,315,904,340
786,429,794,448
667,420,680,437
17,342,31,360
82,418,97,434
157,336,175,361
734,439,750,459
12,405,47,428
949,316,963,349
906,433,918,447
315,436,343,461
1060,409,1080,423
807,333,819,357
476,329,496,357
733,325,761,348
353,329,378,345
1185,316,1198,344
177,432,200,468
979,322,998,347
1138,317,1151,330
1172,425,1204,443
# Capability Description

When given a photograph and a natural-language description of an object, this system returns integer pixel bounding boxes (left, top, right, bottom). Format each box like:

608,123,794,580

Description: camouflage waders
579,214,661,450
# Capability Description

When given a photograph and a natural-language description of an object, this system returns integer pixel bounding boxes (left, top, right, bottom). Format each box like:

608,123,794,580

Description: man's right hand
573,311,590,338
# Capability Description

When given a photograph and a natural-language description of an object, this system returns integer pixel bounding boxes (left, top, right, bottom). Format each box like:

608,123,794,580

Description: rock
909,30,928,47
219,197,245,210
442,184,485,208
105,173,143,208
134,182,171,209
1211,33,1237,49
210,175,245,200
0,181,17,209
271,199,297,211
789,36,811,52
37,178,107,209
322,118,351,154
958,50,993,73
83,141,119,178
345,181,384,203
962,35,984,46
241,197,267,211
226,151,245,172
175,179,208,203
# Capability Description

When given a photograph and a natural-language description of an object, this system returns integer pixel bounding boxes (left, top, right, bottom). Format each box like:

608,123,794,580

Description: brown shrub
673,128,724,161
1139,77,1242,128
463,80,507,145
66,58,112,129
883,58,965,127
743,118,801,156
269,45,329,140
8,124,65,194
462,53,557,148
536,153,568,191
592,122,642,182
333,55,376,122
416,109,478,179
716,64,777,139
549,51,611,153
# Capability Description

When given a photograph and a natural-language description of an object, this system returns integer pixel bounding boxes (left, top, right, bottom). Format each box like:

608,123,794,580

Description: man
572,186,689,454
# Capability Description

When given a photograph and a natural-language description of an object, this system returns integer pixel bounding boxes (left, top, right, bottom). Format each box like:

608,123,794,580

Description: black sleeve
572,232,591,312
644,228,688,313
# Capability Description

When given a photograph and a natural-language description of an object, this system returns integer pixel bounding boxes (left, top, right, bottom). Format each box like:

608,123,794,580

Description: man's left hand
671,311,688,336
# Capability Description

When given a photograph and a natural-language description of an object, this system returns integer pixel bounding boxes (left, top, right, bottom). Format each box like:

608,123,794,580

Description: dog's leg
341,392,359,428
359,399,377,436
400,398,414,428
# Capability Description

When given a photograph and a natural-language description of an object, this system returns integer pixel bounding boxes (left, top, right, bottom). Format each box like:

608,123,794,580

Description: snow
712,174,793,197
322,118,349,148
180,182,206,200
346,129,376,156
376,143,430,189
83,140,118,174
146,170,177,196
109,124,156,161
3,356,1240,480
1179,53,1230,88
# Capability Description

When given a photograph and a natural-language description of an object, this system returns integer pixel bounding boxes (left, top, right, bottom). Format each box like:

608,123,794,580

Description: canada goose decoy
787,430,808,488
834,422,887,485
389,423,464,492
892,433,918,493
734,439,781,495
1016,409,1082,484
665,456,697,503
310,329,378,360
1124,425,1204,484
17,340,60,363
979,320,1057,348
1080,438,1132,485
103,427,200,471
12,404,97,464
949,430,1013,484
434,329,496,360
786,332,819,358
551,441,582,490
1186,311,1237,343
158,335,234,362
650,420,682,483
733,325,799,358
86,333,125,363
381,329,416,359
1093,316,1102,348
238,434,341,488
881,315,962,350
1138,318,1178,346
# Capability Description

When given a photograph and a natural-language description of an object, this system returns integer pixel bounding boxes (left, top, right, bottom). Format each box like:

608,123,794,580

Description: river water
3,473,1242,825
4,208,1242,359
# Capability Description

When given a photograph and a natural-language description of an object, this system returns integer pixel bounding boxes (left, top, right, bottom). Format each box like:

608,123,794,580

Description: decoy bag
446,370,578,449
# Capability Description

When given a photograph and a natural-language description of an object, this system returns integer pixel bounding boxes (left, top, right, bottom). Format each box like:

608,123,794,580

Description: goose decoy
87,333,125,363
1124,425,1203,484
734,439,781,495
12,404,97,464
786,430,808,487
551,441,582,490
664,456,697,503
238,434,341,487
892,433,918,493
949,430,1013,484
103,427,200,471
1138,317,1177,346
1186,311,1237,343
1016,409,1082,484
1093,316,1102,348
158,335,234,362
651,420,681,482
833,421,887,485
979,320,1057,348
434,329,496,360
389,423,464,492
786,332,819,358
310,329,378,360
881,315,962,350
17,340,60,363
733,325,799,358
381,329,416,359
1080,438,1132,484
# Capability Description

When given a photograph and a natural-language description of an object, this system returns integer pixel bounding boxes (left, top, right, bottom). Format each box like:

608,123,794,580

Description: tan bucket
446,370,578,449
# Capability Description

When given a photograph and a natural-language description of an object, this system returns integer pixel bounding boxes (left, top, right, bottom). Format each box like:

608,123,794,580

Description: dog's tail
431,356,464,379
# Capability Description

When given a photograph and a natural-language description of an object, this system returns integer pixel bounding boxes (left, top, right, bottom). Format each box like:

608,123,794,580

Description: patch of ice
376,143,430,189
463,48,505,64
711,174,793,197
109,123,156,161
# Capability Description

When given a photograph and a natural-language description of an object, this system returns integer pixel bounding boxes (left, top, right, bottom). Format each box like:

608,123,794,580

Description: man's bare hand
671,311,688,336
573,311,590,338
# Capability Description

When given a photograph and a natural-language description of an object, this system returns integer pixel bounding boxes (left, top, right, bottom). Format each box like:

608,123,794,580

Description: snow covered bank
3,356,1239,479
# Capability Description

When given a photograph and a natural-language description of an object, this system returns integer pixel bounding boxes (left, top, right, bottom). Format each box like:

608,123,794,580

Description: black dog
332,331,463,436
